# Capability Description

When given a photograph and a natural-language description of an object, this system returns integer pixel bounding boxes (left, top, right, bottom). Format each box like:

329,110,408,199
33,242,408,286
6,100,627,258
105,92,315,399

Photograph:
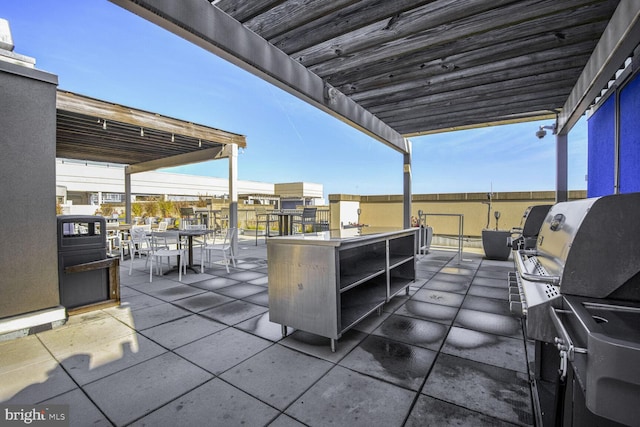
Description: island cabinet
267,228,417,351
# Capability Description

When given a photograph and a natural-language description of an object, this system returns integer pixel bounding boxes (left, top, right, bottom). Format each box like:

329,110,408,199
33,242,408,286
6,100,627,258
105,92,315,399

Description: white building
56,159,325,214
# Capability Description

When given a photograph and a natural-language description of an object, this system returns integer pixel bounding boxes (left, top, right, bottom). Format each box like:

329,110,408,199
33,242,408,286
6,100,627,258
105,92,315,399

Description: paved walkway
0,239,533,426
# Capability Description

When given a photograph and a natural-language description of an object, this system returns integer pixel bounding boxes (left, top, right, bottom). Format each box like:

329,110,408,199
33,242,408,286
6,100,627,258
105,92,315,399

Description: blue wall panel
587,94,616,197
619,73,640,194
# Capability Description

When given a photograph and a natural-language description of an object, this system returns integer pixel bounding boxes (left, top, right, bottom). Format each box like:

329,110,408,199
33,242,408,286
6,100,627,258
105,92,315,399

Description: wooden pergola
110,0,640,225
56,90,246,240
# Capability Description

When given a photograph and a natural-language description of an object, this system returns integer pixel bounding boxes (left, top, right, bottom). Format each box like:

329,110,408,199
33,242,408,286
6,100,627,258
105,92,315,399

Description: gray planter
482,230,511,261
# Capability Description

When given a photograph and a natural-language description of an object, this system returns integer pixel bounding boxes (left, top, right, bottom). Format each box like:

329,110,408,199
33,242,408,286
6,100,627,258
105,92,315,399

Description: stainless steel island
267,228,417,351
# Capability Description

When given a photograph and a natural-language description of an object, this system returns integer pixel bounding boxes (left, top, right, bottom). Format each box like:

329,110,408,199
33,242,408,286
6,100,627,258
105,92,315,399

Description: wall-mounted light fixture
140,127,144,137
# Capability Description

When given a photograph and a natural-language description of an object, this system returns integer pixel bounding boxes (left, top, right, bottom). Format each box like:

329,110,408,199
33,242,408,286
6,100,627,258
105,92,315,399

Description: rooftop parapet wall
330,191,586,238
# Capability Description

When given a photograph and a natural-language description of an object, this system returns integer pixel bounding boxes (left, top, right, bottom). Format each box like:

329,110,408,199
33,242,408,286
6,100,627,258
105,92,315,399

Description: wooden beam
109,0,408,153
126,146,226,174
57,90,246,147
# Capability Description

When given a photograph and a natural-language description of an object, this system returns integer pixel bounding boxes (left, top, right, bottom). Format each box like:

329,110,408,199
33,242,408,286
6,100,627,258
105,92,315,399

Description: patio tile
411,289,465,308
215,283,265,299
226,271,266,282
422,278,470,294
467,284,508,300
462,295,512,316
0,335,53,375
242,289,269,306
84,352,212,426
175,327,272,375
475,269,512,280
472,276,508,288
382,294,410,313
58,334,167,386
40,388,112,427
339,335,437,391
119,286,143,298
141,283,206,302
171,292,234,312
111,302,192,331
351,310,391,334
454,308,522,339
37,315,136,358
234,312,292,342
422,353,533,426
189,277,240,291
0,358,76,404
109,293,166,312
220,344,333,410
440,266,475,276
248,275,269,286
131,379,279,427
430,272,473,284
140,314,227,349
199,300,268,326
279,328,366,363
269,414,307,427
395,300,459,325
286,365,415,427
178,272,215,284
441,327,528,373
372,314,449,351
405,394,519,427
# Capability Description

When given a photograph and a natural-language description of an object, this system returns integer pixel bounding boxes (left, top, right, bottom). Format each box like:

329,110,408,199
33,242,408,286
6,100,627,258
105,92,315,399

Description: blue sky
1,0,588,198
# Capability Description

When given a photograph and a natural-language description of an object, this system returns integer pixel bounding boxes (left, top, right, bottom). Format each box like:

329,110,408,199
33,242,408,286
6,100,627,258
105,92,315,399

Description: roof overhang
56,90,246,173
108,0,639,149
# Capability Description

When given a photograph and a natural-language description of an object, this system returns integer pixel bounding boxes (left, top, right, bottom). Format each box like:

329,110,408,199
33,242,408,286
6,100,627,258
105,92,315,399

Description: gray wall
0,61,59,318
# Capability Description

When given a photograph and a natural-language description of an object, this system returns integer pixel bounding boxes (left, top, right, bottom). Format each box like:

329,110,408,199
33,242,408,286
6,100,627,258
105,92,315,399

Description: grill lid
535,192,640,299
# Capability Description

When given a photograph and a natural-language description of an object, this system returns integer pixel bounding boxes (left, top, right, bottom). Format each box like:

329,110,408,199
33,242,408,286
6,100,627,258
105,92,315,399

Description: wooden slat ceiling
56,90,246,166
213,0,620,136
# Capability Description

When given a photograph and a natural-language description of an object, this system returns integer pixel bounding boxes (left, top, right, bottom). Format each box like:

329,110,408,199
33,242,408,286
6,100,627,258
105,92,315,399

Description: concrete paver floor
0,239,533,426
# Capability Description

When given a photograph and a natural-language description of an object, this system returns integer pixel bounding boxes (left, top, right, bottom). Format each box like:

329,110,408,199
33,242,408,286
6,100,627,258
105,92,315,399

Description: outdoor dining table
153,229,213,273
273,210,300,236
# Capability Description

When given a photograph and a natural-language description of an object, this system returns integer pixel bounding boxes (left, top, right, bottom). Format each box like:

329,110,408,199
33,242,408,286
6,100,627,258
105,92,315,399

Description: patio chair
128,226,152,275
156,220,168,232
292,207,317,234
149,230,186,282
201,227,236,273
255,206,276,245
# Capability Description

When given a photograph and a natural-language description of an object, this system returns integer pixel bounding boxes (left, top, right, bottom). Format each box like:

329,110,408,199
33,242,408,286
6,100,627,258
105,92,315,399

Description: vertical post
556,133,568,202
124,169,132,224
403,139,412,229
228,144,239,254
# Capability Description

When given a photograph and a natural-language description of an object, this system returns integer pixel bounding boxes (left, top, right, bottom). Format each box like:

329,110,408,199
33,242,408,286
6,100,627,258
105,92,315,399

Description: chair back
130,226,148,242
223,227,236,246
302,207,317,220
156,221,168,232
187,224,207,230
152,230,180,250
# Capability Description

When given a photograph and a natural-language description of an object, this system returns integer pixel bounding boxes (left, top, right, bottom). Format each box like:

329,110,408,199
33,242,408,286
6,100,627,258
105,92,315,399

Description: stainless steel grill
510,193,640,426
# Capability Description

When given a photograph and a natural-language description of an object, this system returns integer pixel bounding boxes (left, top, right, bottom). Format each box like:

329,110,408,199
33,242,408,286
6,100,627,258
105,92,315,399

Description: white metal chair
156,221,168,232
128,226,152,275
149,231,186,282
201,227,236,273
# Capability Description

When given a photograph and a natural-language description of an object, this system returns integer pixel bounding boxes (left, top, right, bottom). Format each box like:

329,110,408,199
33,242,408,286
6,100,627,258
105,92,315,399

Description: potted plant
481,193,511,260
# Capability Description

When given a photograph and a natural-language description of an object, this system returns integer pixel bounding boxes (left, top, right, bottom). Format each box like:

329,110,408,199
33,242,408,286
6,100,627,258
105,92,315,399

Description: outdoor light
536,124,557,139
102,120,107,130
198,139,202,147
171,133,175,142
140,127,144,137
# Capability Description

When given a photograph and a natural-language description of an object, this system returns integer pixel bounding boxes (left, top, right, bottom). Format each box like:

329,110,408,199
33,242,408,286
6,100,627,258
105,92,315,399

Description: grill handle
549,307,576,362
515,250,561,285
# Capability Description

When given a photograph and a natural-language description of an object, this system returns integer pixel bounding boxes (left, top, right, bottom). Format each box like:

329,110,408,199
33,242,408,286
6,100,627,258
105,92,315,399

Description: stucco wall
0,61,59,318
331,191,586,239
